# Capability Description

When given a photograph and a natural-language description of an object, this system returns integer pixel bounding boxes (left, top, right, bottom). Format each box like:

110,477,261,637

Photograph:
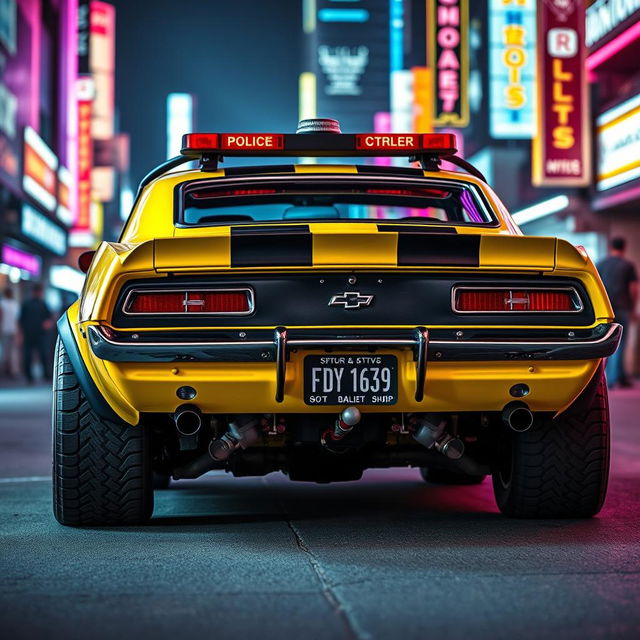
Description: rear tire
492,367,610,518
52,338,153,526
420,467,485,485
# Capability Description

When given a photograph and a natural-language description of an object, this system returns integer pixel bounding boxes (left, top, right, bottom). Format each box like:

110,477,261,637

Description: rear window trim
173,174,500,229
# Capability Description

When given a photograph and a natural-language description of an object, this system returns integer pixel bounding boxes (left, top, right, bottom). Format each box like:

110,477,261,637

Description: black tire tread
493,370,610,518
52,338,153,526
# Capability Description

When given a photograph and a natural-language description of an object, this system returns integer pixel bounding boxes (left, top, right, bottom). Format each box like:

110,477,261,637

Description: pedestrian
597,237,638,388
0,287,20,377
19,283,53,384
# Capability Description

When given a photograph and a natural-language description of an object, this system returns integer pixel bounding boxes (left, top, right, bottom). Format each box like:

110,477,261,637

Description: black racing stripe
397,233,480,266
378,224,457,234
231,224,310,236
230,225,312,266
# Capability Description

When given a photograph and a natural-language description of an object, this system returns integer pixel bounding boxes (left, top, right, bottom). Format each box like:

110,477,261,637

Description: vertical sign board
428,0,469,127
489,0,536,139
532,0,590,186
90,0,115,202
71,76,94,247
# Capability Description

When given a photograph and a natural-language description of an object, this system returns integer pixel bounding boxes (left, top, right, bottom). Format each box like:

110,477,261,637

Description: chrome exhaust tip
333,406,362,439
502,401,534,433
174,404,202,436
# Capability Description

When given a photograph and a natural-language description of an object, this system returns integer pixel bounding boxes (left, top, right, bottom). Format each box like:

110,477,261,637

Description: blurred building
587,0,640,375
0,0,127,313
587,0,640,264
0,0,78,311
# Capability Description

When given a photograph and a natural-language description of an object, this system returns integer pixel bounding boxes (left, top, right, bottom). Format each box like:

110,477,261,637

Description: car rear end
53,126,620,525
73,167,616,461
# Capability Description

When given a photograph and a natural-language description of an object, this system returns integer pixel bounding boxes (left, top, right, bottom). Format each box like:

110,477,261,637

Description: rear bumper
82,323,620,415
88,323,621,365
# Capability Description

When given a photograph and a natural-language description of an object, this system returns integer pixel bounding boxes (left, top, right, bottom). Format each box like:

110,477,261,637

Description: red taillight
126,290,252,314
455,289,578,312
184,291,250,313
128,293,185,313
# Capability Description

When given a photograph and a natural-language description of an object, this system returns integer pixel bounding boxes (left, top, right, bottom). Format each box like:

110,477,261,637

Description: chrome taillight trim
122,287,255,316
451,286,584,314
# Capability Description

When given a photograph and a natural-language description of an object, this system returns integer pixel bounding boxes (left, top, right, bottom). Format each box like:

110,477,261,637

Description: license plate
303,354,398,406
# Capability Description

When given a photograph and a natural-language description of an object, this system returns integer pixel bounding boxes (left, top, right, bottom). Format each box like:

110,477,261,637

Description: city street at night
3,0,640,638
0,382,639,639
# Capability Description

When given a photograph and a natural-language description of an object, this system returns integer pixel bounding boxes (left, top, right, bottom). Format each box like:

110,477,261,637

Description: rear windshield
179,178,495,226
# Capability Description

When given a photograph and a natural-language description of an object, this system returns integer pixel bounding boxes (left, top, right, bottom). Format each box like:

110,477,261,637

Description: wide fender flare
57,313,123,423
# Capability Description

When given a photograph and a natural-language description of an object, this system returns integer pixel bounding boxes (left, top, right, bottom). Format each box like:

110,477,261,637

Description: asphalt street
1,382,639,640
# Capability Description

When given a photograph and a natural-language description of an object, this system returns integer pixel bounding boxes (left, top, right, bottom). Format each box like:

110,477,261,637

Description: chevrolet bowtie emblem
328,291,375,310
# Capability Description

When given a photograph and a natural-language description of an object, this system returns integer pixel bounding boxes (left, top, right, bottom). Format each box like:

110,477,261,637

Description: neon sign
1,244,41,277
489,0,536,139
428,0,469,127
596,94,640,191
532,0,590,186
21,204,67,256
22,126,58,211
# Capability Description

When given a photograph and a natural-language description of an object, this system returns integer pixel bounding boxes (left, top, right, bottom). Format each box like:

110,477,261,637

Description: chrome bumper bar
87,323,621,403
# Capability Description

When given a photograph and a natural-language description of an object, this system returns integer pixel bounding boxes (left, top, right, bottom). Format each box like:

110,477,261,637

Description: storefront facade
0,0,79,310
587,0,640,374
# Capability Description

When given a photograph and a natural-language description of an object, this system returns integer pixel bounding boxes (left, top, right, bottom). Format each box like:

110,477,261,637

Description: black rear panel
111,273,595,329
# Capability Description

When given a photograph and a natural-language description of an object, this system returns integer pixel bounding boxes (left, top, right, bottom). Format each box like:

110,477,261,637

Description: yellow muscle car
53,119,620,525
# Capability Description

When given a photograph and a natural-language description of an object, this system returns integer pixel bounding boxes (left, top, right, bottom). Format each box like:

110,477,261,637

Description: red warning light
422,133,456,149
183,133,219,149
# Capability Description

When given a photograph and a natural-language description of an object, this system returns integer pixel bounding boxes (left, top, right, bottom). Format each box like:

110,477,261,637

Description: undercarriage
149,406,537,483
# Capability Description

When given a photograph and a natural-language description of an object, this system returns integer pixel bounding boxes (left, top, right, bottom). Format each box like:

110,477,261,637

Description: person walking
0,287,20,377
19,283,53,384
597,237,638,388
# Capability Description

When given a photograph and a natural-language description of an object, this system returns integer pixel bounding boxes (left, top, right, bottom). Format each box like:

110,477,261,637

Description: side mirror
78,250,96,273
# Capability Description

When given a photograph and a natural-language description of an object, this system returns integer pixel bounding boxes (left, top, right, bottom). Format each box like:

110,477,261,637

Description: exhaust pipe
412,415,465,460
174,404,202,436
209,414,261,462
321,406,362,450
333,406,362,439
172,414,261,479
502,401,534,432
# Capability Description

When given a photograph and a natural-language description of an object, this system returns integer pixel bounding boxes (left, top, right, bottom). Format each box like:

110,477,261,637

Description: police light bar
180,132,457,158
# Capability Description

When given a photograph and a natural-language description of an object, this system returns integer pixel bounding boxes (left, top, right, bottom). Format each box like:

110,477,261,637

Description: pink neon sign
586,21,640,72
1,244,42,277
